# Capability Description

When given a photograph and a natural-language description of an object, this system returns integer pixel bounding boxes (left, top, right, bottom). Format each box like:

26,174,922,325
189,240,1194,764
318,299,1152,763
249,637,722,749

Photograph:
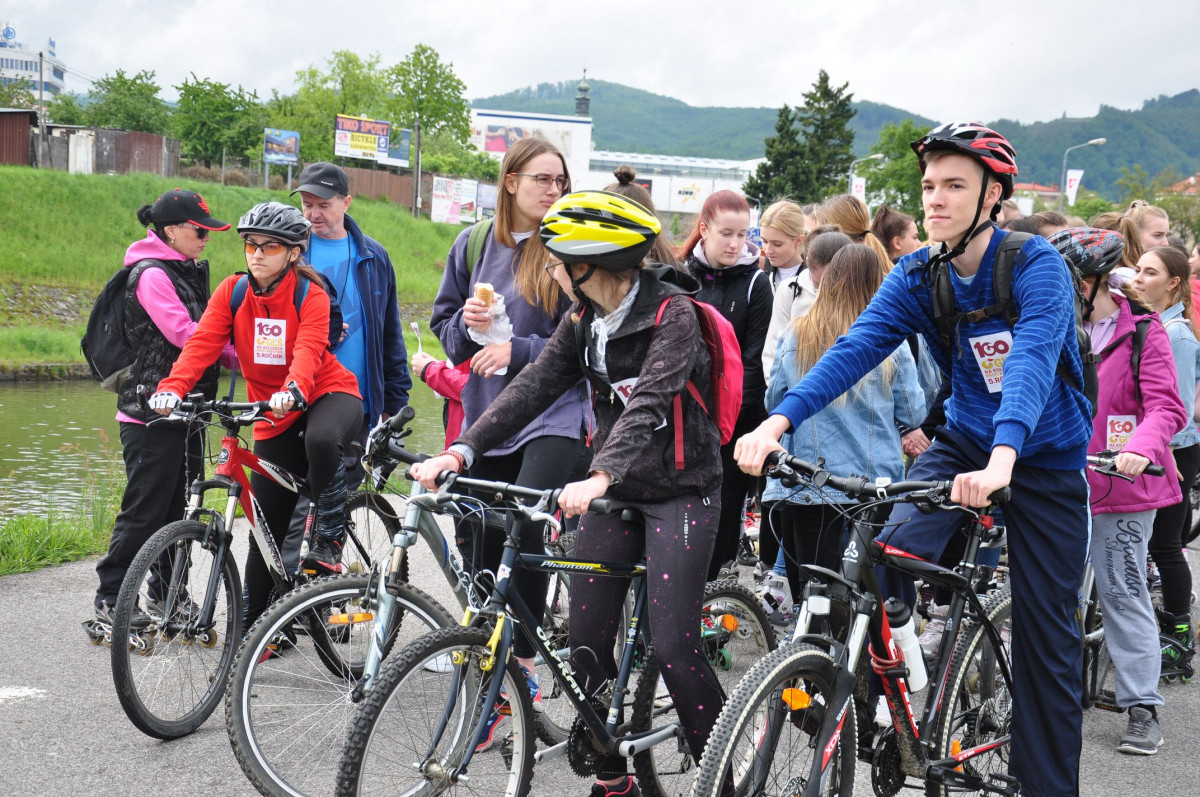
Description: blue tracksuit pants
876,429,1088,797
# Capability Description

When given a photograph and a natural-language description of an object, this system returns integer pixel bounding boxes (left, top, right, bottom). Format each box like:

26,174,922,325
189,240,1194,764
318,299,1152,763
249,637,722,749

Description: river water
0,379,450,517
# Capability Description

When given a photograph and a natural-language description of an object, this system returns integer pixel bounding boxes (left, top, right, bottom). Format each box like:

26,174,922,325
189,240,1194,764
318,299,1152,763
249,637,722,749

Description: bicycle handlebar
412,469,612,517
1087,451,1166,483
763,451,1012,505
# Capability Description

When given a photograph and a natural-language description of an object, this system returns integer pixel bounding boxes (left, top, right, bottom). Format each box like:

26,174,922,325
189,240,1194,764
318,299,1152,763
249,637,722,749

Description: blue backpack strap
293,275,310,316
228,274,249,343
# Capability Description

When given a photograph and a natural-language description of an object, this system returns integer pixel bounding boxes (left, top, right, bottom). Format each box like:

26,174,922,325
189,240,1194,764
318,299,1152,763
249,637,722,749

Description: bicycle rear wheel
336,626,535,797
226,573,454,797
631,580,777,797
925,585,1014,797
342,490,402,576
111,519,242,739
690,642,854,797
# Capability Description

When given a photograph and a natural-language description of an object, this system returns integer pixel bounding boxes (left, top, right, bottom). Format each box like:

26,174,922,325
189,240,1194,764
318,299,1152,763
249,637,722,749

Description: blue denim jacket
764,336,926,504
1160,301,1200,449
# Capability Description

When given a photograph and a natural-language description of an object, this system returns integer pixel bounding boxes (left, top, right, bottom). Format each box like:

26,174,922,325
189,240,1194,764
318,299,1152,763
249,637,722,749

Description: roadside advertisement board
334,114,390,162
263,129,299,165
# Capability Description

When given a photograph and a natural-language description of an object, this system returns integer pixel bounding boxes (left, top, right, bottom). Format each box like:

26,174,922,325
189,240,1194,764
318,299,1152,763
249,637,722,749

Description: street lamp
1057,138,1107,212
848,153,885,194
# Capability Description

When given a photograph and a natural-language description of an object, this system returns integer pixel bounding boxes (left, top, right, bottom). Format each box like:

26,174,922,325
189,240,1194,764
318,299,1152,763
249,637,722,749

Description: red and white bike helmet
911,122,1019,199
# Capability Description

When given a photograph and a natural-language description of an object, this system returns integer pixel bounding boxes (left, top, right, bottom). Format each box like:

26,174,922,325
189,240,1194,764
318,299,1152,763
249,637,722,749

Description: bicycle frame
786,499,1014,794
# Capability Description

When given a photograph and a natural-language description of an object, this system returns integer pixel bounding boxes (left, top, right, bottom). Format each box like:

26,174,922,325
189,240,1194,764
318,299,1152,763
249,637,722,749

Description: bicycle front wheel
925,585,1014,797
336,626,535,797
226,573,455,797
111,519,242,739
631,580,777,797
690,642,854,797
342,490,402,576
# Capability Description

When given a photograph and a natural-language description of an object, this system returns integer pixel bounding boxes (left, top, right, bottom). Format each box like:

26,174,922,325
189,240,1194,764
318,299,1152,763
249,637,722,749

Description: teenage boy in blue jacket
736,123,1091,797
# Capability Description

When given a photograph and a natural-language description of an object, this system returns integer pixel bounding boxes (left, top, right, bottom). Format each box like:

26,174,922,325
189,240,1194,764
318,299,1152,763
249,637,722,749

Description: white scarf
588,279,640,380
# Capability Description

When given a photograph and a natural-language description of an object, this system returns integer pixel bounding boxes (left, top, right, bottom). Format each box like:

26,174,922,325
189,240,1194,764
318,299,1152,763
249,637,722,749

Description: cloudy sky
11,0,1198,124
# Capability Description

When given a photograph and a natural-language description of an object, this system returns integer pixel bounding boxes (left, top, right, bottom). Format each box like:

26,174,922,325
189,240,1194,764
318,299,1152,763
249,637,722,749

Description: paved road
2,509,1199,796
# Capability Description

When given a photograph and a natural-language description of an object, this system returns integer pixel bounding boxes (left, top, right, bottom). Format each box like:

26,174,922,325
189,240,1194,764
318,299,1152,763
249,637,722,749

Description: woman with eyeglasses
430,137,590,695
90,189,237,633
150,202,362,629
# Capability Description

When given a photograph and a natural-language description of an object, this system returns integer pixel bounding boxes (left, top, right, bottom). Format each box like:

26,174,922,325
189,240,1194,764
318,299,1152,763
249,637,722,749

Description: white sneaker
874,696,891,728
654,675,672,708
919,605,948,658
424,653,455,673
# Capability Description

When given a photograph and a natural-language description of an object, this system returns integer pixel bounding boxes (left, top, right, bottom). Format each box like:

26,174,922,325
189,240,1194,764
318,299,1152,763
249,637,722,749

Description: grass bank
0,166,460,367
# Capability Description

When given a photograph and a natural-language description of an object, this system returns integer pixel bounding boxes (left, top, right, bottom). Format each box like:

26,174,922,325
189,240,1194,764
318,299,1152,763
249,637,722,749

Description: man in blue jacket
285,162,410,572
736,123,1091,797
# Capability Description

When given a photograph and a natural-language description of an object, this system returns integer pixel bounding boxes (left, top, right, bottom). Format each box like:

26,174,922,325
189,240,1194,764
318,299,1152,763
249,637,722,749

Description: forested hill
471,79,933,161
472,80,1200,200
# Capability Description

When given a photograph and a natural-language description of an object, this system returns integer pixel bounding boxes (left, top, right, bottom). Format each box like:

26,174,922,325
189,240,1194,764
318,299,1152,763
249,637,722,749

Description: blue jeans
876,428,1088,797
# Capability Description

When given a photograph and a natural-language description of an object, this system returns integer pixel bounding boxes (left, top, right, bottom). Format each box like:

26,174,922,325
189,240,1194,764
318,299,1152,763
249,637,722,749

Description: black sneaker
590,775,641,797
301,536,344,576
1117,706,1164,755
146,595,200,622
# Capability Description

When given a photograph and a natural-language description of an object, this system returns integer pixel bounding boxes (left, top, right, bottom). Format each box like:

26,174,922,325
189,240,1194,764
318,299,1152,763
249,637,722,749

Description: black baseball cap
292,162,350,199
150,188,230,230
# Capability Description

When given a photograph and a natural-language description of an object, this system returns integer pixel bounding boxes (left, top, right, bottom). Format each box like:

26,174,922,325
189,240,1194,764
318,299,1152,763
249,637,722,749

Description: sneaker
590,775,641,797
475,710,508,753
717,559,738,579
301,535,344,576
653,675,672,708
874,695,891,728
919,604,948,658
757,573,793,627
736,536,759,567
1117,706,1164,755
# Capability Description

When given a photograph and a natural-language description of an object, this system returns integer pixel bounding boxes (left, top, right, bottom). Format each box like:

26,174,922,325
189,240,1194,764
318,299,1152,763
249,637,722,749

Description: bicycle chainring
870,727,905,797
567,713,607,778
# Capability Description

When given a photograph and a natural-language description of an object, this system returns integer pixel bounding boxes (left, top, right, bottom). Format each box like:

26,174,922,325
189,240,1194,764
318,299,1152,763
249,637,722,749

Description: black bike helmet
1049,227,1126,321
540,190,662,271
238,202,312,252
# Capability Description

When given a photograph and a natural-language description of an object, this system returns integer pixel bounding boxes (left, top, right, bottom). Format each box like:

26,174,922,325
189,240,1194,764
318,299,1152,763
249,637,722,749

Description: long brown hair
1091,211,1143,267
817,194,893,275
791,243,893,399
1147,245,1198,337
606,165,676,266
495,137,571,314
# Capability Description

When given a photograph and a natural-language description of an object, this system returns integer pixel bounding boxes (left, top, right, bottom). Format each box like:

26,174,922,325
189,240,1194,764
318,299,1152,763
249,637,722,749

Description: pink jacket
420,359,470,449
1088,294,1186,514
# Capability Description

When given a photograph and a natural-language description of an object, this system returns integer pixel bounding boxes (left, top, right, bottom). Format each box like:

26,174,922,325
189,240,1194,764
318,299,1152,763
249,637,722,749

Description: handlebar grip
588,498,613,515
988,487,1012,503
388,405,416,432
1144,464,1166,477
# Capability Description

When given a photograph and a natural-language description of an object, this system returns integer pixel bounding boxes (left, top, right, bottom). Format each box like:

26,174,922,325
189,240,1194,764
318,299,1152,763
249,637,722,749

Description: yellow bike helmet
540,190,661,271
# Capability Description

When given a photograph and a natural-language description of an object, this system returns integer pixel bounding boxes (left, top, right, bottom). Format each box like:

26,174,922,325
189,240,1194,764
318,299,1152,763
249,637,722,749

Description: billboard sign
380,128,412,169
334,114,390,162
263,128,300,165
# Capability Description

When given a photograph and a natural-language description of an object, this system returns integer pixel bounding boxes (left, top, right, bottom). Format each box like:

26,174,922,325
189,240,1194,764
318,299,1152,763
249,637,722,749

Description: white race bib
967,331,1012,394
253,317,287,365
1107,415,1136,451
609,376,666,430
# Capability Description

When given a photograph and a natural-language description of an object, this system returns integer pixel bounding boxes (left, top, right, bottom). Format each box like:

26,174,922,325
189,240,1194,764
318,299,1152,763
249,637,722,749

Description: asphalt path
2,501,1199,796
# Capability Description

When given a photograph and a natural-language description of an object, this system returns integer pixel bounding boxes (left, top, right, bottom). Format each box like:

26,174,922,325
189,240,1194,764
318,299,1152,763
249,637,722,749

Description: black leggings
243,392,362,626
1149,443,1199,617
708,414,762,580
571,492,722,778
461,434,584,659
759,502,847,602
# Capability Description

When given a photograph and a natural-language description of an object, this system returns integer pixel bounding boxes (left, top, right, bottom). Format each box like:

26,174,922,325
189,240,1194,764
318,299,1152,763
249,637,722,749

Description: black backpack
228,271,343,350
80,259,162,393
929,231,1153,417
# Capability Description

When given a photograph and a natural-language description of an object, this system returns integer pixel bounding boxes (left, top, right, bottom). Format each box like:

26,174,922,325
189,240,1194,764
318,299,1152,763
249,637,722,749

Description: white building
0,23,66,98
579,150,761,214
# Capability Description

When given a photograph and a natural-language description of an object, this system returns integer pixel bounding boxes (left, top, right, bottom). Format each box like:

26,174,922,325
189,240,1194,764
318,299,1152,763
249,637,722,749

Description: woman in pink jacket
1051,227,1187,755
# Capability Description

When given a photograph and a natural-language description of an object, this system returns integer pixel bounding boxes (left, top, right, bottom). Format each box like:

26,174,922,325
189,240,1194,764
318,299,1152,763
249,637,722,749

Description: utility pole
411,120,421,218
37,51,48,168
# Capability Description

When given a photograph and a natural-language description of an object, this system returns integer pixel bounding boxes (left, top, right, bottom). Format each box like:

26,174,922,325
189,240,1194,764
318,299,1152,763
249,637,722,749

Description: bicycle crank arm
534,740,569,764
617,722,682,757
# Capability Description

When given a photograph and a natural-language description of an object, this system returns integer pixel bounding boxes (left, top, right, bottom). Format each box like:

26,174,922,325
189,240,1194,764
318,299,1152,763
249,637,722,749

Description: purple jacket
430,225,589,456
1088,295,1186,514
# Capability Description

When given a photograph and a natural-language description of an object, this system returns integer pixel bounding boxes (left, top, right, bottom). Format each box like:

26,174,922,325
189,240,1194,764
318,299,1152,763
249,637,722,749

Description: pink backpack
655,296,744,468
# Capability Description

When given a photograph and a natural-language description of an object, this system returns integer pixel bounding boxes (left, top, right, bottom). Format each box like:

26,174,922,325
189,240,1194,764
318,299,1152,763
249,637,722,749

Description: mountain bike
108,396,387,740
224,406,584,796
690,451,1018,797
334,470,776,797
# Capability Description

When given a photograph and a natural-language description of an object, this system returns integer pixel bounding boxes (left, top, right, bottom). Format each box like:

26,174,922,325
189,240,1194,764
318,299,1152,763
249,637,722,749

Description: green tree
174,74,264,167
0,73,34,109
1158,192,1200,243
87,69,170,134
795,70,856,200
386,44,470,145
744,104,803,203
1069,192,1115,224
46,91,88,125
743,71,856,203
861,119,932,218
1114,164,1156,206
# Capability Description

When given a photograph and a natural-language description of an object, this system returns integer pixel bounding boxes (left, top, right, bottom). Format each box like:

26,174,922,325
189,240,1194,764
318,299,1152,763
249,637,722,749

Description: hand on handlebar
149,391,181,414
559,473,611,518
734,416,792,476
410,454,462,490
1113,451,1151,478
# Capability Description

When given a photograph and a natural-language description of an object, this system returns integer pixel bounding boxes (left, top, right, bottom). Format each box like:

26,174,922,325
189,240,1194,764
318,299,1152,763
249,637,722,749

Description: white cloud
17,0,1200,123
